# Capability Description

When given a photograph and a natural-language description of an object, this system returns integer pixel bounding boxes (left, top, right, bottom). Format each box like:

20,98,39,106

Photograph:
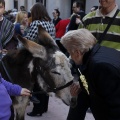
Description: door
14,0,18,9
36,0,46,6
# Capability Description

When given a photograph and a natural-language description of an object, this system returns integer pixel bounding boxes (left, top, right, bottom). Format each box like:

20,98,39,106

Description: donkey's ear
37,25,58,48
17,35,47,60
38,25,46,33
38,25,53,40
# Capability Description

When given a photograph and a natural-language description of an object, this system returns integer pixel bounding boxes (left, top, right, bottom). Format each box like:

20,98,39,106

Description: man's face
72,3,80,13
0,3,5,17
68,49,83,65
99,0,115,8
52,10,58,18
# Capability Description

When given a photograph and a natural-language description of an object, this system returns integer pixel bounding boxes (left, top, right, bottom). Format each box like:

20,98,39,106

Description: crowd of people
1,0,120,120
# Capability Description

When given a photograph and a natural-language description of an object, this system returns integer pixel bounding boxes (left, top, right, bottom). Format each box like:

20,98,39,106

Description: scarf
0,17,14,48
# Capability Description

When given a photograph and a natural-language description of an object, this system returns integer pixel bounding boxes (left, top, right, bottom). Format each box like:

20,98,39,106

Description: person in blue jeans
0,74,31,120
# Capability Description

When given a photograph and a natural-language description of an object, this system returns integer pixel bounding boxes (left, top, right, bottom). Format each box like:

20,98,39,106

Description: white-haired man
61,28,120,120
68,0,120,120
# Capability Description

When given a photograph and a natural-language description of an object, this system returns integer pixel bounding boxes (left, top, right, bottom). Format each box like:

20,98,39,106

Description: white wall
46,0,71,19
27,0,36,12
59,0,71,19
85,0,99,14
4,0,75,18
5,0,14,10
18,0,25,11
5,0,120,18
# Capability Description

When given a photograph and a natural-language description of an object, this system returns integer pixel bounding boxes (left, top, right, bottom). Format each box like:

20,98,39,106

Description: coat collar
81,43,101,71
96,5,118,18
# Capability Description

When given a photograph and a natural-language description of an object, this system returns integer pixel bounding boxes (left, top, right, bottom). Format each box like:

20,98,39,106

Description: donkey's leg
9,106,15,120
14,96,29,120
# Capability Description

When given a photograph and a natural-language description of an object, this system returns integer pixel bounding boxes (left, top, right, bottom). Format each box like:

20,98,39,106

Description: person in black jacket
61,28,120,120
68,1,86,31
52,9,61,26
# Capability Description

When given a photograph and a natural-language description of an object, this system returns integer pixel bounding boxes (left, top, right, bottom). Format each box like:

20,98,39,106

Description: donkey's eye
51,71,61,75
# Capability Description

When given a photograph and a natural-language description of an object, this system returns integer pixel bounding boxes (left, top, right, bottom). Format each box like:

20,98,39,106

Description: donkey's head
17,26,75,106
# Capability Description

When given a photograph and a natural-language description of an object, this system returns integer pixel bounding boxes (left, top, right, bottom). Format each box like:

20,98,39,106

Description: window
14,0,18,9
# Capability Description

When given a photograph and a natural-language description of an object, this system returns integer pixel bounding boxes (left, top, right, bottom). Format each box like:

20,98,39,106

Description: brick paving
25,95,95,120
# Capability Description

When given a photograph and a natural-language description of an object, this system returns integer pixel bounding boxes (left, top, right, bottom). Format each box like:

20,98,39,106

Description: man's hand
21,88,31,96
76,18,82,25
70,82,81,96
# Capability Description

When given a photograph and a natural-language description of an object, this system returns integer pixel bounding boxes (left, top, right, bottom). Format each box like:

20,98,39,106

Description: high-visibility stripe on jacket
79,10,120,51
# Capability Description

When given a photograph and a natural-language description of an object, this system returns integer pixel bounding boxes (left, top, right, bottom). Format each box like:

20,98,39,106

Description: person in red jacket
55,18,70,38
55,18,70,55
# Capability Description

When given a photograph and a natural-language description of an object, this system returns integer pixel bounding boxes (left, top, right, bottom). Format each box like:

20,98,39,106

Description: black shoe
27,112,42,117
29,96,40,104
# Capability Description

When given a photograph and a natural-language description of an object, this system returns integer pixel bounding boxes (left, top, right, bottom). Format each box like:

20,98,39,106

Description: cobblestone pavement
25,95,95,120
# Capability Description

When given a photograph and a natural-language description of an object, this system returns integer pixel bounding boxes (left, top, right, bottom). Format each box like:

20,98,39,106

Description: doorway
14,0,18,9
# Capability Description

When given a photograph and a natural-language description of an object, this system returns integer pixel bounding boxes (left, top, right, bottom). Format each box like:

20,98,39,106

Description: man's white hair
61,28,97,54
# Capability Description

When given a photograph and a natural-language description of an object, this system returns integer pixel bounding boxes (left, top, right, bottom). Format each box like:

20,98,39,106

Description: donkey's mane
3,49,33,65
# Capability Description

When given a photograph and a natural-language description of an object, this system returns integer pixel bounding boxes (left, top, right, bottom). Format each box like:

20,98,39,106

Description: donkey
0,25,75,120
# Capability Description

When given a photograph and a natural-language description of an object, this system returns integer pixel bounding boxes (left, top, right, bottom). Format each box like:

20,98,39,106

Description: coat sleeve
25,21,39,40
68,15,78,31
2,18,15,47
1,78,22,96
92,63,120,117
